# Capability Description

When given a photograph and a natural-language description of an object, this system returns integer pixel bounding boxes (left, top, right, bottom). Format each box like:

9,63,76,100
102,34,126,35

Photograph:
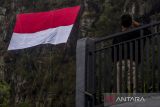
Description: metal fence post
76,38,95,107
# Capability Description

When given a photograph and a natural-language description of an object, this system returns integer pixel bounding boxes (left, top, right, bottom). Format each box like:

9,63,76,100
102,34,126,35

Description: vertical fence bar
140,29,144,92
116,44,121,93
151,34,156,92
152,26,158,92
104,48,111,93
87,39,96,107
108,47,113,93
134,40,139,93
129,42,133,93
114,46,117,92
98,50,102,104
124,43,128,92
101,49,105,95
158,33,160,92
104,49,108,93
154,26,159,92
119,44,122,93
145,36,150,92
95,52,98,105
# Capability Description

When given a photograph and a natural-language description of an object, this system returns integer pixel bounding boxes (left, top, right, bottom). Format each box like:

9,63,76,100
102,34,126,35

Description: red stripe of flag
14,6,80,33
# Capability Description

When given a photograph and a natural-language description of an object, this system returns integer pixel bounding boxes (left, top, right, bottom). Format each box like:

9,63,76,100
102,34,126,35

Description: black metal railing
76,21,160,107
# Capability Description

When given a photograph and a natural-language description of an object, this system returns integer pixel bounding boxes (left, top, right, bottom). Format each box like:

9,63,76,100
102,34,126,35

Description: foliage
17,102,30,107
0,81,10,107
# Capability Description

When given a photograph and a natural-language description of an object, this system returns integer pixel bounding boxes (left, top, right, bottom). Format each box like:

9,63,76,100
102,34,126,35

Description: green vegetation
0,81,10,107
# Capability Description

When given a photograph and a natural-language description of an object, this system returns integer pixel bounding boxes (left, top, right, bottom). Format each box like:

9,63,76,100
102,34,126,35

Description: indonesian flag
8,6,80,50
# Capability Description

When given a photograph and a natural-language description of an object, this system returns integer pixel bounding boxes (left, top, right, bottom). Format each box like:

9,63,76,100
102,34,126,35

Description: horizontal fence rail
76,21,160,107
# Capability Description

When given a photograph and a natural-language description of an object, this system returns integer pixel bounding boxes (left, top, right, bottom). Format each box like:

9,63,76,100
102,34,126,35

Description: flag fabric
8,6,80,50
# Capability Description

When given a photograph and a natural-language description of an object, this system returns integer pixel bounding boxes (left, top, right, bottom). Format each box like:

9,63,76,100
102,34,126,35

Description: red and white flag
8,6,80,50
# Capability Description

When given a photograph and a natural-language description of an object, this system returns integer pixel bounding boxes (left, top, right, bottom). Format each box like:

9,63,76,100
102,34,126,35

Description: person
114,14,141,46
113,13,141,93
